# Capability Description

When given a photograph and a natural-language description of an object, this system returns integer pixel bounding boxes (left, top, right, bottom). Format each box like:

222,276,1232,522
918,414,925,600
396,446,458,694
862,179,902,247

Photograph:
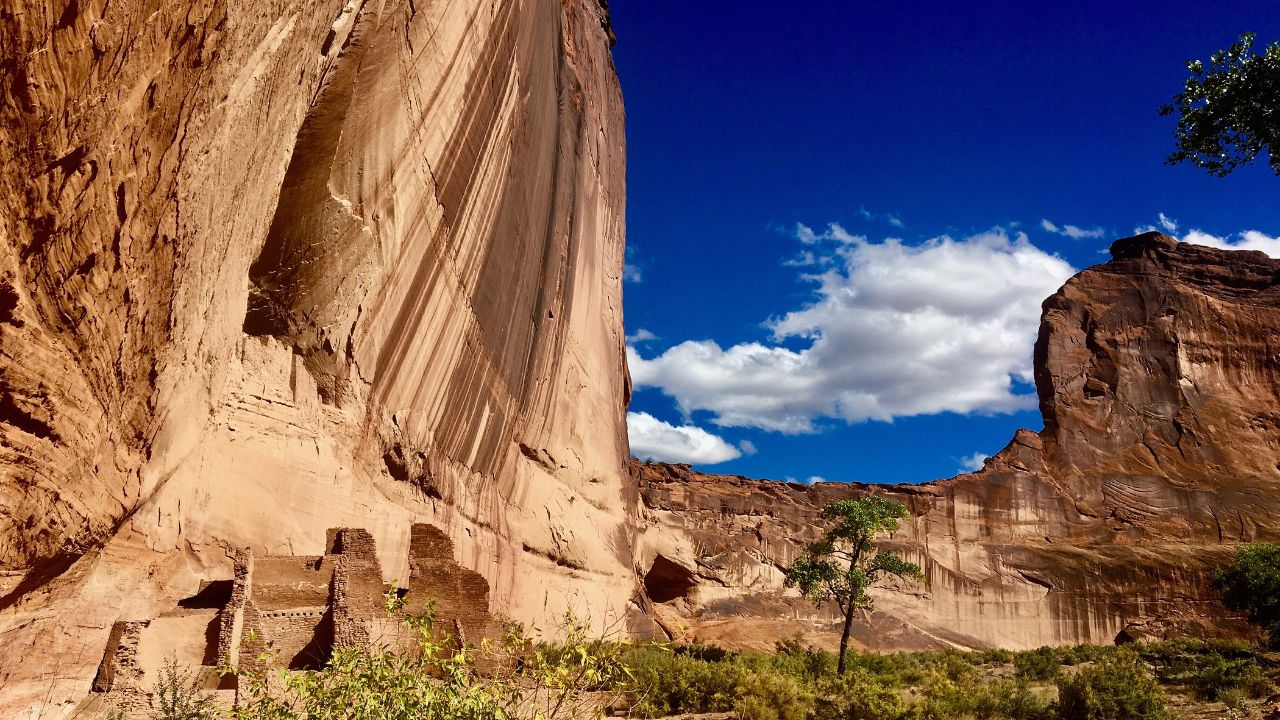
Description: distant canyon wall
636,233,1279,652
0,0,629,715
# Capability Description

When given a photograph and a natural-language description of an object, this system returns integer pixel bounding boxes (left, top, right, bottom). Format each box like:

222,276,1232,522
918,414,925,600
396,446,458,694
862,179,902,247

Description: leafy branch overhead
1161,33,1280,177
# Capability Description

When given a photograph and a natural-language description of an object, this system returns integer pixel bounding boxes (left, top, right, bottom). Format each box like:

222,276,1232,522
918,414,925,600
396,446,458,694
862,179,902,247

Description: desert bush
987,679,1054,720
625,646,744,717
735,666,815,720
672,641,735,663
912,667,981,720
1054,651,1171,720
1184,654,1271,700
770,635,837,680
1218,687,1247,710
841,651,919,685
1060,644,1116,666
1136,636,1271,700
973,648,1016,666
152,657,218,720
1014,647,1065,681
811,668,909,720
752,639,833,683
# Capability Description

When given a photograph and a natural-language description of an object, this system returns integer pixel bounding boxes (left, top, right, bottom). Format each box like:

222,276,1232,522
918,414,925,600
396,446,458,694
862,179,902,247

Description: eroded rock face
0,0,629,715
637,233,1279,652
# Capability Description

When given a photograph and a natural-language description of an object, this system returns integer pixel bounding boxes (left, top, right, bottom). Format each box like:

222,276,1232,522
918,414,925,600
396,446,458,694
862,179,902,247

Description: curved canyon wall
636,233,1280,652
0,0,629,715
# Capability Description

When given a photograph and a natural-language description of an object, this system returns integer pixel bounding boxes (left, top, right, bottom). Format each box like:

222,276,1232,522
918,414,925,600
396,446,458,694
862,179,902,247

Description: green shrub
626,646,744,717
672,641,735,663
1185,654,1272,700
1135,636,1272,700
988,679,1054,720
768,636,837,680
811,668,909,720
152,656,217,720
1054,651,1171,720
1218,687,1247,710
973,648,1016,666
1061,644,1116,666
735,666,815,720
912,668,980,720
1214,543,1280,648
1015,647,1065,681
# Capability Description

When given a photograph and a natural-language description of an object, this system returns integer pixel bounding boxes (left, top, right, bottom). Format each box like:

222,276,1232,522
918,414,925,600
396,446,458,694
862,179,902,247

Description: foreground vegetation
127,622,1277,720
623,636,1276,720
120,542,1280,719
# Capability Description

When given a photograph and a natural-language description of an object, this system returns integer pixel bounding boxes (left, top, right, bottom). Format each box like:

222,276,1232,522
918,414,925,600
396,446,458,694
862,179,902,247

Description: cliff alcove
643,554,698,604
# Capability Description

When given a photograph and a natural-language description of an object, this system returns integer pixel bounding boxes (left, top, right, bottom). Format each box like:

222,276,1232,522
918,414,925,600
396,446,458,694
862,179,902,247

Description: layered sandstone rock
0,0,629,715
636,233,1279,652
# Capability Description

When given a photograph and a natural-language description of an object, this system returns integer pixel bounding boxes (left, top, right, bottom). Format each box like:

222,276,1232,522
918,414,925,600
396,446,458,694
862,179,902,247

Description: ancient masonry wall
407,524,497,650
91,523,497,712
329,528,384,648
91,621,151,712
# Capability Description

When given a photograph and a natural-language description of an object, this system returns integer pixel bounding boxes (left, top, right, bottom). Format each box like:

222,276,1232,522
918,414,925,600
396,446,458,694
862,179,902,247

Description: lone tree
783,496,923,674
1161,33,1280,177
1214,543,1280,649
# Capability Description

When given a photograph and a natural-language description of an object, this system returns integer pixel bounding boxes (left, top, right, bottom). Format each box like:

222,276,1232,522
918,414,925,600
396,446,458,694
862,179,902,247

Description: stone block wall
93,522,499,711
329,528,384,648
90,621,151,713
406,523,498,650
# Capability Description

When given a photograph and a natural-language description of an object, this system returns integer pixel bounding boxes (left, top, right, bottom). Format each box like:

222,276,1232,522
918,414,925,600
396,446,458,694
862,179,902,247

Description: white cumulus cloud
958,452,989,472
628,225,1076,433
1136,214,1280,258
1181,229,1280,258
626,328,658,344
738,439,758,456
627,411,742,465
1040,219,1105,240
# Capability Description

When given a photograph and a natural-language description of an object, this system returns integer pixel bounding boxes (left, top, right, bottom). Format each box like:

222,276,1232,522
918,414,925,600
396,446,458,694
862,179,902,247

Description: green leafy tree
1214,542,1280,649
1161,33,1280,177
782,497,922,674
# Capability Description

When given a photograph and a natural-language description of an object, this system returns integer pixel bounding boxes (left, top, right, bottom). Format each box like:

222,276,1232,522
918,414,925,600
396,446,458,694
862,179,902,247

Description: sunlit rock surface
636,233,1277,652
0,0,628,715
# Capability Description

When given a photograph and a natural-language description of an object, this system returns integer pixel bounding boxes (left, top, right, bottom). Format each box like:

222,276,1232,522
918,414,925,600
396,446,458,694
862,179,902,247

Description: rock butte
0,0,1277,715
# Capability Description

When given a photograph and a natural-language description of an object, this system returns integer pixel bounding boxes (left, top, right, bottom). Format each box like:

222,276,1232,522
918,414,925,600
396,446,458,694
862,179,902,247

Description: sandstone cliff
0,0,629,715
636,233,1279,652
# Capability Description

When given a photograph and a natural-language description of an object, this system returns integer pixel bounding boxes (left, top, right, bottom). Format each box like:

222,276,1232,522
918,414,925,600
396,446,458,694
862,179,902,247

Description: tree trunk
837,596,856,674
837,546,861,674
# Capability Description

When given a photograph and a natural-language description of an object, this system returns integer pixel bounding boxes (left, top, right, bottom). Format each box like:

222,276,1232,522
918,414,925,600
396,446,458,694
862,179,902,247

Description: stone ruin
89,524,498,713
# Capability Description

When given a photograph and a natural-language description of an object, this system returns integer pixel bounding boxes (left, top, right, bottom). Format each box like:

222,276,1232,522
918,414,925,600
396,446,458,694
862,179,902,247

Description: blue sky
610,2,1280,484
